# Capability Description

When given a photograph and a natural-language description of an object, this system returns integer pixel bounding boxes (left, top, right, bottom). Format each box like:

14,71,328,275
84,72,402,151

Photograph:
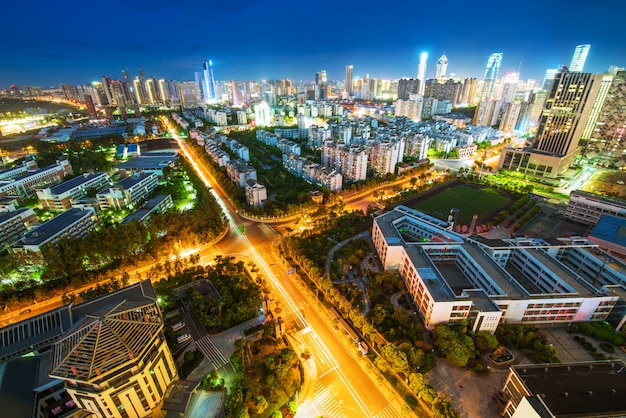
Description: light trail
170,125,372,417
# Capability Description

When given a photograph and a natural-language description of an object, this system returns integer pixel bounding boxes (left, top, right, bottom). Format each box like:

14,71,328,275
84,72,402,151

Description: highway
169,123,406,418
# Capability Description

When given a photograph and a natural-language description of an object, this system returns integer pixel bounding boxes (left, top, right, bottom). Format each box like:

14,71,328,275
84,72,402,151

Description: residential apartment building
282,153,343,191
37,172,111,210
97,172,159,211
366,139,405,176
372,206,626,333
322,141,368,181
564,190,626,225
226,159,257,187
0,208,37,247
245,179,267,207
12,207,97,254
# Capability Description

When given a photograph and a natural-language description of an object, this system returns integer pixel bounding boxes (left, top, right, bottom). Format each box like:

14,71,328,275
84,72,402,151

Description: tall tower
345,65,354,97
590,71,626,155
203,60,217,102
569,44,591,72
435,54,448,79
316,70,327,85
481,53,503,100
417,52,428,96
533,70,603,156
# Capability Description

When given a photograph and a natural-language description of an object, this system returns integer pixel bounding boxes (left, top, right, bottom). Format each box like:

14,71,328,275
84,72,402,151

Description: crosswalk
195,335,229,369
313,382,403,418
372,404,403,418
313,382,348,418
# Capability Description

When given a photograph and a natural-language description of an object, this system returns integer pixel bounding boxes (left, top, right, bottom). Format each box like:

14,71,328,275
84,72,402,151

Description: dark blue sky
1,0,623,88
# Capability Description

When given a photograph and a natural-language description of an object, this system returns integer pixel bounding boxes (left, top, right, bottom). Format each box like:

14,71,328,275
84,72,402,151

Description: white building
245,179,267,207
565,190,626,225
372,206,626,333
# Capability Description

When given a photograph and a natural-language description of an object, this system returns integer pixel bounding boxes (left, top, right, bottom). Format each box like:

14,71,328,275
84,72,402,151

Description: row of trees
0,157,226,308
279,213,458,417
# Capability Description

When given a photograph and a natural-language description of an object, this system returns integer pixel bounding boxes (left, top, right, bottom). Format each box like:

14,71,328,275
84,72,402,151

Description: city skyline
1,0,625,88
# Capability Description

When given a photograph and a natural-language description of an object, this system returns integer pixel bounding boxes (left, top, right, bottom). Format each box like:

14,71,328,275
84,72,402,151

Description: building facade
97,172,159,211
564,190,626,225
37,172,111,210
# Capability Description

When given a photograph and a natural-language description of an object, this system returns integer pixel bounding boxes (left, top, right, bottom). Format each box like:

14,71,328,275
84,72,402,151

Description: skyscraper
533,71,602,156
203,60,217,102
435,54,448,79
417,52,428,96
569,44,591,72
316,70,327,85
481,53,503,100
590,71,626,156
345,65,354,97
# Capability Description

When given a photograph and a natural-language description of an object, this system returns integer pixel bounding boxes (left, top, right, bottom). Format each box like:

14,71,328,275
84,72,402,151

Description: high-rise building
569,44,591,72
542,68,559,90
435,54,448,79
397,78,420,100
316,70,327,85
481,53,503,100
231,80,242,106
581,74,614,140
101,76,114,106
590,71,626,156
500,73,520,103
417,52,428,96
499,70,603,177
499,102,522,134
345,65,354,97
203,59,217,102
424,78,461,107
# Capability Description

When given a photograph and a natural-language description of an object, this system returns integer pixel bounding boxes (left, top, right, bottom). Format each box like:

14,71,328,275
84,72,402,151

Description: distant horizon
1,0,624,89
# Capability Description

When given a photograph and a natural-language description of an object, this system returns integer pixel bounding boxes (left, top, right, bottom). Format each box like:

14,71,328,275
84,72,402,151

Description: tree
251,395,268,415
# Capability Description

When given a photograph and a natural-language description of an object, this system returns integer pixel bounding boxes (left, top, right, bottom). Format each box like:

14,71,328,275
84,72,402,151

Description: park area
412,185,510,225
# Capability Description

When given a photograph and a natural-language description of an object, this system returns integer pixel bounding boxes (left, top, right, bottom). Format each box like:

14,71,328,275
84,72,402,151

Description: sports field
412,185,509,225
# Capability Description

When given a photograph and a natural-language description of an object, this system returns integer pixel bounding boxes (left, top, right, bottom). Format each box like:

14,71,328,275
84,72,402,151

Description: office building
372,206,626,333
542,68,559,90
481,53,503,100
203,59,217,102
417,53,428,96
345,65,354,97
570,44,591,72
97,172,159,211
37,172,111,210
499,71,603,177
581,74,614,141
435,54,448,79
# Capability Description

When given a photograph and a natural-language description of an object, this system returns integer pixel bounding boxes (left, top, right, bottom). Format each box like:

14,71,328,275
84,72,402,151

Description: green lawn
412,186,508,225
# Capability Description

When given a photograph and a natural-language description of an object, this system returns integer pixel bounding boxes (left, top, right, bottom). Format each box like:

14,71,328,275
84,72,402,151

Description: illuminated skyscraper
481,53,503,100
435,54,448,79
569,44,591,72
417,52,428,96
316,70,327,85
203,59,217,102
345,65,354,97
542,68,559,90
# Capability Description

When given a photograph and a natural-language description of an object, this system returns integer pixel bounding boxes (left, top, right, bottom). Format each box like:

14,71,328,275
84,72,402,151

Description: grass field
412,185,509,225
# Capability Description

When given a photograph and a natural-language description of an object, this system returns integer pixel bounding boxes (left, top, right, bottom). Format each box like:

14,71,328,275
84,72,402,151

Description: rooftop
111,172,156,190
571,190,626,210
0,208,32,224
46,172,108,195
511,361,626,417
17,208,93,247
114,153,178,170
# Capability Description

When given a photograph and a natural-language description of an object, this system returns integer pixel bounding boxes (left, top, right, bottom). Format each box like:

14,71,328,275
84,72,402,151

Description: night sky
1,0,624,88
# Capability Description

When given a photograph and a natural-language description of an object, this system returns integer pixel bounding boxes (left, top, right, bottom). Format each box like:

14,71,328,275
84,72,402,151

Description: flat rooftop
524,248,595,296
112,172,155,190
18,208,92,247
114,154,178,170
0,208,31,224
571,190,626,209
47,172,107,194
511,361,626,417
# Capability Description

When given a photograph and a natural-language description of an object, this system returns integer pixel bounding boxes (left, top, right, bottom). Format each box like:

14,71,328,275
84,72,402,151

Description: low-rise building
97,172,159,211
565,190,626,226
12,207,97,255
501,361,626,418
122,194,173,224
37,172,111,210
114,153,179,178
0,208,37,247
372,205,626,333
226,160,257,188
245,179,267,207
0,160,73,198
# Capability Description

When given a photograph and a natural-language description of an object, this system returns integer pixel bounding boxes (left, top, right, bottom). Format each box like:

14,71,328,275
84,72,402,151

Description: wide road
169,122,406,418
